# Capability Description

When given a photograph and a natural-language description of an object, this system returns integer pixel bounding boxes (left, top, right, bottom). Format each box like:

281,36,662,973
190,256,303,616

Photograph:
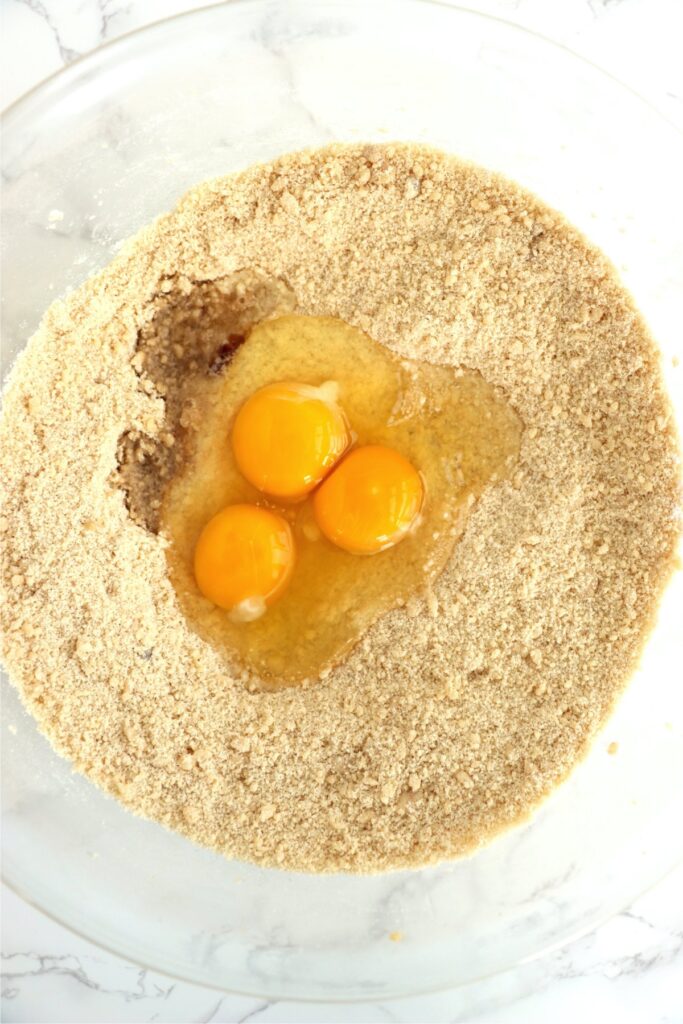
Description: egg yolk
193,504,294,621
313,444,424,555
231,381,350,501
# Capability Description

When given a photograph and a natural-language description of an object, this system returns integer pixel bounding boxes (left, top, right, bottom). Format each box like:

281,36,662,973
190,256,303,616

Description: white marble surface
1,0,683,1021
3,864,683,1023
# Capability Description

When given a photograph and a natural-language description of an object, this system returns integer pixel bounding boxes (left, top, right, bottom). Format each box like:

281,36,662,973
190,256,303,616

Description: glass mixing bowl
2,0,682,1002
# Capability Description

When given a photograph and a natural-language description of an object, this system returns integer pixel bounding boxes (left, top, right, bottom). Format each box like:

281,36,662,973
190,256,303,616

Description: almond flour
0,144,680,872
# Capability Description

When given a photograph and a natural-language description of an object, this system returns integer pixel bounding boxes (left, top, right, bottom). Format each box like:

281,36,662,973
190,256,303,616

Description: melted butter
161,315,522,685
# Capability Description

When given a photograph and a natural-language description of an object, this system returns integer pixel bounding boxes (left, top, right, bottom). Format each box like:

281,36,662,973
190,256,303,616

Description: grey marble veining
3,865,683,1021
1,0,683,1021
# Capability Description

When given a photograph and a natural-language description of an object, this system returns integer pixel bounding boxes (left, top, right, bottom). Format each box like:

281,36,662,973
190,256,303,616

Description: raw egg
313,444,424,554
164,314,522,683
231,380,350,501
193,503,294,621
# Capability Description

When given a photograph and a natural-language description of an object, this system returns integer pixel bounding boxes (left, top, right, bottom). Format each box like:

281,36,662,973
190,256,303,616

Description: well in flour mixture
0,143,679,872
160,312,523,683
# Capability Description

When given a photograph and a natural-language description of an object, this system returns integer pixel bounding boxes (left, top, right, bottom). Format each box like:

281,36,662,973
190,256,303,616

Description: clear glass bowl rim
2,0,682,1002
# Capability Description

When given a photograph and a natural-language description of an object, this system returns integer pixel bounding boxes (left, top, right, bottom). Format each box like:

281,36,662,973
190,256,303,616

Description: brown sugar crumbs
0,143,680,872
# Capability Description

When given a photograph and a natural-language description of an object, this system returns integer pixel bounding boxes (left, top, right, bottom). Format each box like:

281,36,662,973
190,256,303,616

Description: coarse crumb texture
0,144,680,873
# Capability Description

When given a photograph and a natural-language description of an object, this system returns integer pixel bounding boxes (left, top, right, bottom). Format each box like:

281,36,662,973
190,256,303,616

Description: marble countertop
2,0,682,1021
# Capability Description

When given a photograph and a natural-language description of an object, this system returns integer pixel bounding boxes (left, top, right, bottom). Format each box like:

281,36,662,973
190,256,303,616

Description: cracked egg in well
161,315,522,685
